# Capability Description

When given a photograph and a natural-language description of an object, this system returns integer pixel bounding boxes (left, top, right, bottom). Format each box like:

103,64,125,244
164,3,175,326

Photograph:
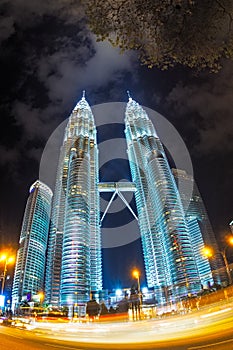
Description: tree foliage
84,0,233,71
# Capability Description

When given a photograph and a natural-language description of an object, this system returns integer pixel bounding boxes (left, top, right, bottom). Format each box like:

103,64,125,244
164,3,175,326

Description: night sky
0,2,233,291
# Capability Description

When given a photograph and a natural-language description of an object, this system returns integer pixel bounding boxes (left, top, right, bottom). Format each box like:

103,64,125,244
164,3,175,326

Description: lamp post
132,269,142,307
132,269,141,293
0,253,15,295
131,269,142,320
203,236,233,286
221,248,232,285
220,236,233,285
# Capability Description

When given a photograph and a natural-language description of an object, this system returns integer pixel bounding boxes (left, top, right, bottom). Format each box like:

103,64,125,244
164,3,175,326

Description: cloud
0,16,15,42
0,0,86,54
11,30,135,143
0,145,20,165
38,37,135,104
0,1,85,35
0,100,63,173
12,101,60,140
0,1,137,182
0,0,139,170
166,61,233,154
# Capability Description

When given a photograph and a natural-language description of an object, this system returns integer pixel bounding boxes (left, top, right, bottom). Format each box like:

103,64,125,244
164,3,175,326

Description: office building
12,181,52,310
45,93,102,308
124,97,202,304
172,169,227,285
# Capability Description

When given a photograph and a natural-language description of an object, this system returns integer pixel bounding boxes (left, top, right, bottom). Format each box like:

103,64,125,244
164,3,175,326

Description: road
1,301,233,350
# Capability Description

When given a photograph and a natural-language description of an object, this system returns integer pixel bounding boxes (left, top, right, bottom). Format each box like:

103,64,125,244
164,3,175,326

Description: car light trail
200,307,232,318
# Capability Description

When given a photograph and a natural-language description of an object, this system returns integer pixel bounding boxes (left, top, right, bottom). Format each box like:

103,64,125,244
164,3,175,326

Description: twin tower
12,93,224,311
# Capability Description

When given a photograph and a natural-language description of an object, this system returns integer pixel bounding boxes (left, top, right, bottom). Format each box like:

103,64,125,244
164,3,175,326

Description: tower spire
73,90,91,112
127,90,132,101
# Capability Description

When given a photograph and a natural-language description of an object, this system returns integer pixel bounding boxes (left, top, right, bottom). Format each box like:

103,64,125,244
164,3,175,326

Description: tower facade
124,97,202,304
172,169,227,285
12,181,52,310
186,218,214,287
45,95,102,307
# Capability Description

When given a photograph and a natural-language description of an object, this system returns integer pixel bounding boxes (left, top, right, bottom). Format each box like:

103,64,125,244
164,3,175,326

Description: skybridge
98,182,138,224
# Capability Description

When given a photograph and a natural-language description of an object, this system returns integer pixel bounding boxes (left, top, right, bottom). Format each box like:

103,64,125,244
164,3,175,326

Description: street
1,300,233,349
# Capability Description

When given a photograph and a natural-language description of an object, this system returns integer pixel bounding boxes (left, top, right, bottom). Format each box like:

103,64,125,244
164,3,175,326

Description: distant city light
115,289,122,297
0,295,5,307
142,287,148,294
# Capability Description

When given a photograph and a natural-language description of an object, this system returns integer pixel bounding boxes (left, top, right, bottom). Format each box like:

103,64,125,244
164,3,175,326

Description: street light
131,268,143,319
203,235,233,285
37,292,44,304
132,269,141,293
202,246,213,259
0,252,15,295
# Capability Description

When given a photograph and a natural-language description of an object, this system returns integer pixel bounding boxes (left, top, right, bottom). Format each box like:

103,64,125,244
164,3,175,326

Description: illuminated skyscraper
124,97,202,304
12,181,52,310
185,217,214,287
230,220,233,234
172,169,227,285
45,93,102,307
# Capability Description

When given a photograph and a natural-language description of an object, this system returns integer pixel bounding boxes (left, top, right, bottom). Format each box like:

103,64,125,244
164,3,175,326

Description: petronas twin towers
45,94,102,306
13,92,224,311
